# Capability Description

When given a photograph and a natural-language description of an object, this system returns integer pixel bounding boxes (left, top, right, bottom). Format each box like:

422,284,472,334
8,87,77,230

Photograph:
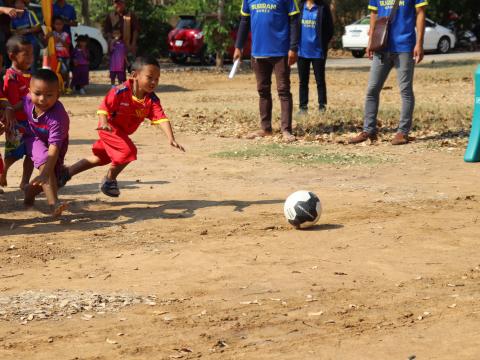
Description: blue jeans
363,52,415,135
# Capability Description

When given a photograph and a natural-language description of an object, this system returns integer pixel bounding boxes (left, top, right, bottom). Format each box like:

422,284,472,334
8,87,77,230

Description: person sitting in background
70,35,89,95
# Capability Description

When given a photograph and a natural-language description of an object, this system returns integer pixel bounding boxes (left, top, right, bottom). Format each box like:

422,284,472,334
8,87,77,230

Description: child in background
59,56,184,197
46,16,71,94
70,35,89,95
2,35,34,190
109,29,127,87
23,69,69,216
9,0,42,73
0,89,15,193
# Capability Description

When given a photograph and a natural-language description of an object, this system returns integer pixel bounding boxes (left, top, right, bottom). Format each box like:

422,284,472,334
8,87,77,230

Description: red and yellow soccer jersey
3,67,31,122
97,80,169,135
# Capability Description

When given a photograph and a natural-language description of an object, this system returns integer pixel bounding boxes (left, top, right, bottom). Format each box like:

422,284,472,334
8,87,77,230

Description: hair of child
52,15,64,24
76,34,89,43
131,56,160,72
6,35,31,55
32,68,59,86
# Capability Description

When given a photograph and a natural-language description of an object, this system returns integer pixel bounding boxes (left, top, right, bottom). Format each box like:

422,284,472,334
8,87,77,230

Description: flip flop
100,178,120,197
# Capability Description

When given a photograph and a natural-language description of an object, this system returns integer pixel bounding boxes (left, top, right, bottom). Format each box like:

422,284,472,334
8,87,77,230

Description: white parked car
29,2,108,69
342,16,456,58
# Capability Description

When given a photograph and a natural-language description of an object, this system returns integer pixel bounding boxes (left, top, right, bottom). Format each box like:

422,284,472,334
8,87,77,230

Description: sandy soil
1,68,480,360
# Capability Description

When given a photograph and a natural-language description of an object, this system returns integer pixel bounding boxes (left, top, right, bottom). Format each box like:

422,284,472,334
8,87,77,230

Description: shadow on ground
304,224,344,231
0,197,284,237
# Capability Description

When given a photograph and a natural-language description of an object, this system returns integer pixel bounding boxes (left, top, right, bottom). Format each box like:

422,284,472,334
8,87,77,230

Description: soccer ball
284,190,322,229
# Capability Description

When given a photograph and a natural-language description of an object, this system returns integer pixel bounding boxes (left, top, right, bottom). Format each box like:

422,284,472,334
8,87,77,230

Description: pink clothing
54,31,71,58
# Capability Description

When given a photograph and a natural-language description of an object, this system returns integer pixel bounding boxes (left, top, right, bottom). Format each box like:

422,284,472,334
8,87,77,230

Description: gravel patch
0,290,161,324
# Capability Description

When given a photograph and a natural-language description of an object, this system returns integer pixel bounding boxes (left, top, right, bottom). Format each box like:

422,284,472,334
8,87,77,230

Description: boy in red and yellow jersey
1,35,34,189
60,56,184,197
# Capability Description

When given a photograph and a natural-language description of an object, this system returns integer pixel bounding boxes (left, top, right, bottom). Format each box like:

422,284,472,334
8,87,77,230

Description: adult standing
53,0,77,37
234,0,300,142
103,0,139,57
297,0,333,114
349,0,427,145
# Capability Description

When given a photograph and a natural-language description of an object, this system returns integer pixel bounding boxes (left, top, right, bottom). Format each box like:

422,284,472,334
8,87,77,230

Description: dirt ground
1,63,480,359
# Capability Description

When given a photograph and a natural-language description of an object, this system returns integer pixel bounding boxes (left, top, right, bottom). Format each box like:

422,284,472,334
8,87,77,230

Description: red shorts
92,129,137,166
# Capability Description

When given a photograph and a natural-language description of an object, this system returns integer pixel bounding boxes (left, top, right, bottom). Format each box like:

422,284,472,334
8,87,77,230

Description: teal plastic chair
464,65,480,162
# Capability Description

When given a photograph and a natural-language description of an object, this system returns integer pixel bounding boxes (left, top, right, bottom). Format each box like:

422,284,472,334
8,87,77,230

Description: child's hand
170,140,185,152
31,173,49,186
45,32,53,39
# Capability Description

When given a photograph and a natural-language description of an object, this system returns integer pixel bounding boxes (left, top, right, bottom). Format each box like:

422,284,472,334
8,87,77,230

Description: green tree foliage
53,0,480,56
426,0,480,28
68,0,171,56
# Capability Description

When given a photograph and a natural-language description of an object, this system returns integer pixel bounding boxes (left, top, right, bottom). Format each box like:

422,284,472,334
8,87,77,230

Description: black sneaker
100,177,120,197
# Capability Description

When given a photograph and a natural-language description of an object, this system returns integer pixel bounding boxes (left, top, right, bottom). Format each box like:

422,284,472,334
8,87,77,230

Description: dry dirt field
1,60,480,359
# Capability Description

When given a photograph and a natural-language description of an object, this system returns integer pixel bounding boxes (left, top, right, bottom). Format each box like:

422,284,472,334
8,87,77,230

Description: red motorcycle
168,15,251,65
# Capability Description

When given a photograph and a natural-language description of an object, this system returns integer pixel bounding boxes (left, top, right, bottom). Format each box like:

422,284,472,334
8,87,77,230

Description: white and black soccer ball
284,190,322,229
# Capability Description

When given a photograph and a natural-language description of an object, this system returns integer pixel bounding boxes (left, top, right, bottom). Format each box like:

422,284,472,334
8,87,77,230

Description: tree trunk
216,0,225,68
81,0,90,26
330,0,337,25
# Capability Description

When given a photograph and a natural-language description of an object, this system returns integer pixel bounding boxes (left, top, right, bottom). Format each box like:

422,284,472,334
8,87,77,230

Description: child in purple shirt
109,29,128,87
71,35,89,94
23,69,69,216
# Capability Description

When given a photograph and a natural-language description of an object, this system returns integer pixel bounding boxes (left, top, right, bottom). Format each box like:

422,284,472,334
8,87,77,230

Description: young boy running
23,69,69,216
2,35,34,189
60,56,184,197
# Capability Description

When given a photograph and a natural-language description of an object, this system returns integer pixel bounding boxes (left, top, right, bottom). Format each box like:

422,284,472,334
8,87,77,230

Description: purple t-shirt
73,47,89,66
110,40,127,72
23,94,69,148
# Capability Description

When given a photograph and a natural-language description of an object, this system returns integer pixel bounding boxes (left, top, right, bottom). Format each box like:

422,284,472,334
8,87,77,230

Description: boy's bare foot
0,173,7,187
52,202,68,217
245,129,273,140
19,181,27,191
23,184,35,207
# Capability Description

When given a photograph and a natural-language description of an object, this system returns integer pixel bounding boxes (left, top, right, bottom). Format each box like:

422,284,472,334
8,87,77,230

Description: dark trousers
297,57,327,110
252,56,293,132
